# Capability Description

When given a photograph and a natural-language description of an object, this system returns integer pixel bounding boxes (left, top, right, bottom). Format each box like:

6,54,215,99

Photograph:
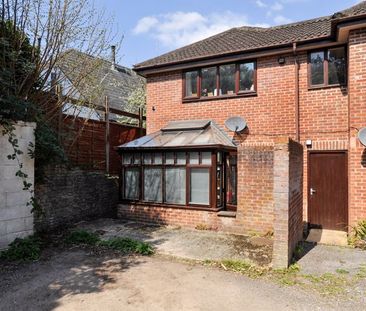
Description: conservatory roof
116,120,236,151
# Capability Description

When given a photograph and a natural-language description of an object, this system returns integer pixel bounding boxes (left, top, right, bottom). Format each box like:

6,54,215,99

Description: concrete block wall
0,122,36,249
35,166,119,232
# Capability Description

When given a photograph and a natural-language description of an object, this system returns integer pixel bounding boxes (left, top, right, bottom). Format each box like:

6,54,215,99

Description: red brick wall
297,52,349,221
349,28,366,225
145,51,353,228
288,140,304,257
272,138,303,268
237,143,274,233
123,28,366,237
146,56,297,142
118,142,275,235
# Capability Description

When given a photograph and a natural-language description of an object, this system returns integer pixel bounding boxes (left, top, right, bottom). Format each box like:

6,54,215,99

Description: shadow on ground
0,247,149,311
76,218,273,265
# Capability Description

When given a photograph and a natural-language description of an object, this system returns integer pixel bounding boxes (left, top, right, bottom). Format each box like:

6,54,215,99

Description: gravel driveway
0,248,365,311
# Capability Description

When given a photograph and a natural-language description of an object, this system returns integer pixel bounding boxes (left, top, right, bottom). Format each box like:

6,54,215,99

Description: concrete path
297,242,366,275
1,249,363,311
76,218,273,265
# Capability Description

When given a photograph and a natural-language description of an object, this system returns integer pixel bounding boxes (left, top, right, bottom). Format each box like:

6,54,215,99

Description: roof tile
134,2,366,70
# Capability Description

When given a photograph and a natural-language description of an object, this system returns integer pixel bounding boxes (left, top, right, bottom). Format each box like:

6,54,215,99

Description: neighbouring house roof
117,120,236,151
57,49,145,112
134,2,366,71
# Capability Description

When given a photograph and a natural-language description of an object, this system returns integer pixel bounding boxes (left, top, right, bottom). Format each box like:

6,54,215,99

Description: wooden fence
58,95,146,175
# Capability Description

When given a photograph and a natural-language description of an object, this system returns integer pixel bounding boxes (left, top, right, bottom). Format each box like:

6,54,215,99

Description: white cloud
271,2,284,11
133,16,159,34
255,0,267,8
133,11,269,49
273,15,292,24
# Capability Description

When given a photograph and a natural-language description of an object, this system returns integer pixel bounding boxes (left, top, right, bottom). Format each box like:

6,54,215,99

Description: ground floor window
121,150,237,210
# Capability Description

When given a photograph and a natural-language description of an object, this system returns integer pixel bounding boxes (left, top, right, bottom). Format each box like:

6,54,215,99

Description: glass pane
219,64,236,95
201,152,212,165
124,168,139,200
133,154,140,164
217,165,223,207
226,156,237,205
228,166,237,205
310,51,324,85
165,168,186,204
185,71,198,97
189,152,199,164
190,168,210,205
239,62,255,91
217,152,222,164
143,153,152,164
165,152,174,164
154,153,162,164
328,48,346,85
143,168,162,202
201,67,217,97
123,153,132,165
176,152,186,164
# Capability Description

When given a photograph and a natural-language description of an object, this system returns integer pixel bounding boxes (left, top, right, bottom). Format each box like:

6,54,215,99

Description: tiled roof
58,49,145,112
134,2,366,70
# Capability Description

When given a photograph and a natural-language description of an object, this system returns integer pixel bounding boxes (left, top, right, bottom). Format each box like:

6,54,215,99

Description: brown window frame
182,60,257,102
121,150,237,211
308,46,347,89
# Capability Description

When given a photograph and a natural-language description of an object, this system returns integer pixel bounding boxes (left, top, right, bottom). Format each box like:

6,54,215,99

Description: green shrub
349,220,366,248
99,237,154,255
353,220,366,240
0,235,42,261
65,230,100,245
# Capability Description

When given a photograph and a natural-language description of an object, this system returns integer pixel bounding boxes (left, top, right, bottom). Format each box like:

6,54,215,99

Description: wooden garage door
308,152,348,231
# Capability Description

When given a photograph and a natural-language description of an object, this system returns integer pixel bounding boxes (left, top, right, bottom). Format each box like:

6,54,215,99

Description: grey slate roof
117,120,236,151
58,49,145,112
134,2,366,71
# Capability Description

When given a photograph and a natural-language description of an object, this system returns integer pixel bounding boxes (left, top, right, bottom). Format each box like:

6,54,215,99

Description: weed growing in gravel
65,230,100,245
99,237,154,255
336,268,350,274
65,230,154,255
0,235,42,261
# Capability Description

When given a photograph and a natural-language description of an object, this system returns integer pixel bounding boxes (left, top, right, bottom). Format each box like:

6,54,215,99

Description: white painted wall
0,122,36,249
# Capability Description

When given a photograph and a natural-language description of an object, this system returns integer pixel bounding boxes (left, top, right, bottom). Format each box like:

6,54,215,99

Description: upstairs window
184,71,199,97
183,61,256,100
239,62,255,92
309,47,346,88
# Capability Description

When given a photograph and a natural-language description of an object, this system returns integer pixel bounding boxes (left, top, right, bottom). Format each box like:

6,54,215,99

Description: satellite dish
225,116,247,132
358,127,366,147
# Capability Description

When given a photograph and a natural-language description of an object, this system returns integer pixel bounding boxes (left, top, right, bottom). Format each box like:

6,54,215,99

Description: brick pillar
348,28,366,227
272,137,303,268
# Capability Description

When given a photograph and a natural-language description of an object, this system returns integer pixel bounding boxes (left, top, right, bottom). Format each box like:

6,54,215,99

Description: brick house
117,2,366,266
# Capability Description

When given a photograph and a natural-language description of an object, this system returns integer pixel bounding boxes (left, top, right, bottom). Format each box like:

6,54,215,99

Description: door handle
310,188,316,196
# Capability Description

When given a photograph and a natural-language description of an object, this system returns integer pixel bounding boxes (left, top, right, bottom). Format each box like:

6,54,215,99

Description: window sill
183,92,257,103
119,200,224,212
308,84,347,91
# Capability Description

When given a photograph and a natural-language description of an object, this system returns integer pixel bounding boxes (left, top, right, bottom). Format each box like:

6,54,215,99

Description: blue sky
95,0,361,67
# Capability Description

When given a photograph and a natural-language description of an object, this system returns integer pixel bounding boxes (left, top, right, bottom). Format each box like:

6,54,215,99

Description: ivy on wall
0,20,66,212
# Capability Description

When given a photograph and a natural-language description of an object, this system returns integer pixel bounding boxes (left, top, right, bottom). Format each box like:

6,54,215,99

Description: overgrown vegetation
0,235,42,261
197,258,366,297
99,237,154,255
349,220,366,249
0,230,154,262
65,230,154,255
1,0,119,211
65,230,100,245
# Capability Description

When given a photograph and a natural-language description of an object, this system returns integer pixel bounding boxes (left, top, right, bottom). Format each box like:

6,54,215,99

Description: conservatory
117,120,237,211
